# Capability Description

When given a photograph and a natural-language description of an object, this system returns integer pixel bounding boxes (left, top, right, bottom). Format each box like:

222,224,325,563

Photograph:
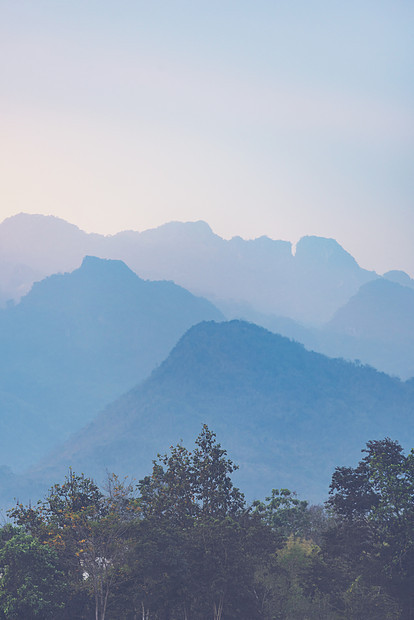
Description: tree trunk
213,594,224,620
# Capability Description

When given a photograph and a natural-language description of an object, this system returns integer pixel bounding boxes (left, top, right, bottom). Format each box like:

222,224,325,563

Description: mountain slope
33,320,414,504
321,278,414,378
225,276,414,380
0,257,223,471
327,278,414,341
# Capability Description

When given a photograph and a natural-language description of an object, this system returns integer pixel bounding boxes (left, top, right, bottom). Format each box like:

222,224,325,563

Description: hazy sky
1,1,413,275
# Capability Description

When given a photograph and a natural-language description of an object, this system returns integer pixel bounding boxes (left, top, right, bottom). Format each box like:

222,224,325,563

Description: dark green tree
0,526,67,619
131,425,276,619
191,425,245,518
8,471,140,620
254,488,310,539
326,438,414,618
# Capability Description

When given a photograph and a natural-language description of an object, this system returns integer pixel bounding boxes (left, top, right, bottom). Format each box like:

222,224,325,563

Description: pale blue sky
1,1,413,275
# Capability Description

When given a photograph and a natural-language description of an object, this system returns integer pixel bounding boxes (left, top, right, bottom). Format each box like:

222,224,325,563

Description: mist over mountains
250,277,414,380
4,212,414,377
0,255,223,471
323,278,414,377
0,213,375,325
31,320,414,504
0,212,413,509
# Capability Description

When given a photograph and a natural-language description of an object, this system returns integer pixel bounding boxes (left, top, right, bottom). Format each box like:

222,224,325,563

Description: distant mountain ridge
31,320,414,505
0,213,377,324
1,213,413,379
327,278,414,342
235,277,414,380
0,255,223,472
383,269,414,289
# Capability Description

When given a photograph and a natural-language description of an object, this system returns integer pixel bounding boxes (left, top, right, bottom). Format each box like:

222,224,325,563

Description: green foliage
137,425,245,523
0,526,67,619
343,577,400,620
2,431,413,619
254,488,310,538
326,438,414,618
191,425,245,517
8,470,140,620
256,536,336,620
134,425,272,618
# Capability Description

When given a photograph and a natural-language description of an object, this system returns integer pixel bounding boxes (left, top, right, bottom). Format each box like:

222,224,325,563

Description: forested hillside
33,321,414,504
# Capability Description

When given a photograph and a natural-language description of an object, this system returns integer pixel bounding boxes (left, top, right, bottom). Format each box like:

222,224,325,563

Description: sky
1,1,413,276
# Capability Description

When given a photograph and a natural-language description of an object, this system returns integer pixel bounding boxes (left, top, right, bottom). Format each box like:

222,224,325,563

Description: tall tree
132,425,276,619
326,438,414,618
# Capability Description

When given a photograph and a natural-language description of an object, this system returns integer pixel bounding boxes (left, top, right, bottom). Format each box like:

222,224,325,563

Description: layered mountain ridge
0,213,413,509
1,212,413,378
0,255,223,471
0,213,376,324
31,320,414,504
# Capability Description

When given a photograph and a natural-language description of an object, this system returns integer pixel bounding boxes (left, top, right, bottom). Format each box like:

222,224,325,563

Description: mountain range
0,213,413,509
0,213,376,325
0,255,223,471
2,212,414,379
246,277,414,380
30,320,414,504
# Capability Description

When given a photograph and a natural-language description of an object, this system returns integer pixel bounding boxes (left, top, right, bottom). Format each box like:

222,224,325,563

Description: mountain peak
383,270,414,289
1,212,84,235
36,318,413,505
79,255,137,279
295,236,359,268
147,220,215,238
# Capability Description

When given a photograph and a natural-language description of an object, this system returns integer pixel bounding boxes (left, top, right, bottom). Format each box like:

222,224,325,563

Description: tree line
0,426,413,619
